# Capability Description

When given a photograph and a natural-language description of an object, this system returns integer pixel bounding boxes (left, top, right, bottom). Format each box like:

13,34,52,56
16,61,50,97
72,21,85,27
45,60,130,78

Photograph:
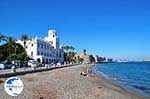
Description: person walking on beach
11,65,16,73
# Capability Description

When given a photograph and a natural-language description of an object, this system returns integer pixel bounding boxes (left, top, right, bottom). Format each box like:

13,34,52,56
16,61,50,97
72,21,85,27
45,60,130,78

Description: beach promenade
0,64,79,78
0,64,146,99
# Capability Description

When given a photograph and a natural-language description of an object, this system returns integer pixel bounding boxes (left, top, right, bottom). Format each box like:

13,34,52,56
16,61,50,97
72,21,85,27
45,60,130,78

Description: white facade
44,29,59,49
17,29,64,63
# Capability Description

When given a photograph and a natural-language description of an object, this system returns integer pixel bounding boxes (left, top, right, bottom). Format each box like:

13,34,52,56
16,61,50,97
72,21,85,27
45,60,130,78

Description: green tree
7,53,17,61
0,33,7,43
62,45,70,52
62,45,76,63
70,46,75,51
62,45,75,52
68,51,76,62
0,37,28,62
89,55,95,63
6,37,16,55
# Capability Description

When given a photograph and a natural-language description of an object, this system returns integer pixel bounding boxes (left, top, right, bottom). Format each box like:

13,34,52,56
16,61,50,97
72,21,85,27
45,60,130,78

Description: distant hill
143,59,150,62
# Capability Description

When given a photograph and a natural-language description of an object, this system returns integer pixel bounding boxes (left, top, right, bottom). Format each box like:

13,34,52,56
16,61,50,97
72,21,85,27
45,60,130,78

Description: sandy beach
0,64,148,99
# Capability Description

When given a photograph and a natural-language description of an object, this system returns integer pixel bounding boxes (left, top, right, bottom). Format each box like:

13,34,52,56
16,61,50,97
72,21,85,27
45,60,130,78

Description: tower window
37,51,40,55
37,43,40,47
31,52,33,56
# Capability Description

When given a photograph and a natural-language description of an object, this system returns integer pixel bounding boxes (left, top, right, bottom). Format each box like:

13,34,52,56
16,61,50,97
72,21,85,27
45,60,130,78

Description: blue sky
0,0,150,60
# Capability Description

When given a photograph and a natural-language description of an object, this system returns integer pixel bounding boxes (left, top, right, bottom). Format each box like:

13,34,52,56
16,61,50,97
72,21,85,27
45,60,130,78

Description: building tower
48,29,59,49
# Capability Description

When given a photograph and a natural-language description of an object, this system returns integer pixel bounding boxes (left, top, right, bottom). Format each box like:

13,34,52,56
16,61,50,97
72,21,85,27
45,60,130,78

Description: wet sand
0,64,148,99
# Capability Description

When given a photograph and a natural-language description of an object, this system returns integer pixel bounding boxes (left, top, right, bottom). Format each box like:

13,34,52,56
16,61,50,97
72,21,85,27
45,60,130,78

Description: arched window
37,58,41,63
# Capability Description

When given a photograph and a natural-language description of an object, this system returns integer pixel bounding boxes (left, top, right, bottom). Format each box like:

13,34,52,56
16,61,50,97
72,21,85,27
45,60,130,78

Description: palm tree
70,46,75,51
5,37,17,61
7,37,15,49
7,37,15,44
62,45,70,52
62,45,70,62
0,33,7,43
20,34,29,48
62,45,75,52
62,45,76,63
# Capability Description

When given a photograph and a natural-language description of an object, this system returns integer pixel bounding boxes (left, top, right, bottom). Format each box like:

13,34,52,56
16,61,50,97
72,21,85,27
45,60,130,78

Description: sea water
92,62,150,97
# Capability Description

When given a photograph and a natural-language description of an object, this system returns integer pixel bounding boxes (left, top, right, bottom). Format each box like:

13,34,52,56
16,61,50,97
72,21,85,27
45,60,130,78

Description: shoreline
87,64,148,99
91,63,150,99
0,64,148,99
92,70,147,98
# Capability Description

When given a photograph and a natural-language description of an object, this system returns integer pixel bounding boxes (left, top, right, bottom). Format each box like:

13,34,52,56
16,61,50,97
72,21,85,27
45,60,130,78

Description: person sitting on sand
80,68,92,77
80,72,88,76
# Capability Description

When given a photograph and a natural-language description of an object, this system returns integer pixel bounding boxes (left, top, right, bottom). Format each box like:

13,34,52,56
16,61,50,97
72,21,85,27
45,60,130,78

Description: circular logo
4,77,24,96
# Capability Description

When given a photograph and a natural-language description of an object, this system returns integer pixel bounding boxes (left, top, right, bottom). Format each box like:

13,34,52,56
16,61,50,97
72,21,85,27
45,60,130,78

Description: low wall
0,64,80,78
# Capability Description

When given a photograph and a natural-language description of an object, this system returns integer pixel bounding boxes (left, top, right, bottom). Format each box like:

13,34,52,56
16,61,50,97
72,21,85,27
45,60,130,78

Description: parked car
28,60,37,67
0,63,5,70
12,60,23,68
56,62,62,67
5,62,16,69
28,60,42,67
0,62,15,69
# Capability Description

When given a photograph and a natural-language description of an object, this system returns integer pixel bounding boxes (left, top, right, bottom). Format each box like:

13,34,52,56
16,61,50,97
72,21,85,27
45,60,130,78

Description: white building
17,29,64,64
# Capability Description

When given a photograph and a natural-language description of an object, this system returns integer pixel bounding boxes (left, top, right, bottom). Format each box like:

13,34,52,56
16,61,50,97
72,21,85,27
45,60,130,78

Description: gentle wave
92,62,150,97
92,66,110,80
